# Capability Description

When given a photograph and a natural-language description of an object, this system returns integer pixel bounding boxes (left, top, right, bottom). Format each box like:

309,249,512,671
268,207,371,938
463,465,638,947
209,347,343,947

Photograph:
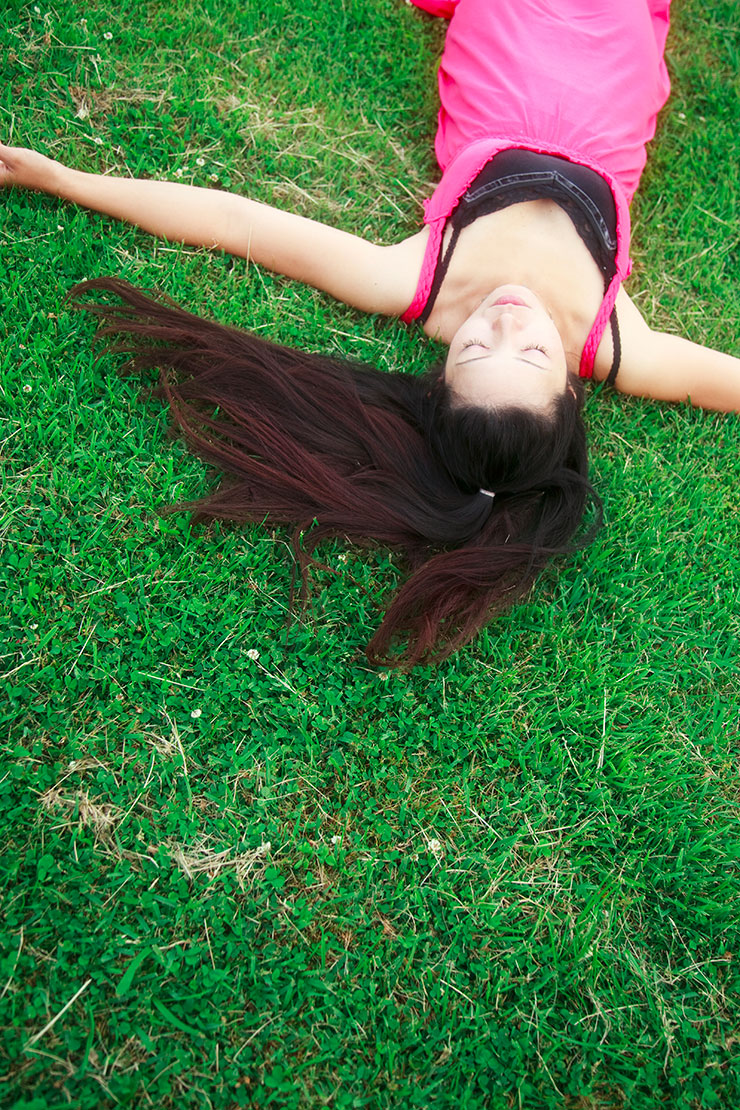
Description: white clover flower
196,157,205,167
23,384,32,393
257,841,271,854
175,168,184,178
209,173,218,182
246,648,260,661
92,136,103,145
103,31,113,40
190,708,202,719
330,835,341,845
427,838,443,855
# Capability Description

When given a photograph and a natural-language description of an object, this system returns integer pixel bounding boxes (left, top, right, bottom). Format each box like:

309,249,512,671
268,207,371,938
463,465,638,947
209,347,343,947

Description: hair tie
479,489,496,499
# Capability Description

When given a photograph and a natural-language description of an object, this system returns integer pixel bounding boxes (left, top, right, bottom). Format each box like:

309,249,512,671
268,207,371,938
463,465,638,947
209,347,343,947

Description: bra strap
606,307,621,386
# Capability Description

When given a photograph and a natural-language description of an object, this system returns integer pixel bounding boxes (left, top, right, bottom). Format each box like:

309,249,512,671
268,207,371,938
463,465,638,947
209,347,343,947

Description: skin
2,142,740,412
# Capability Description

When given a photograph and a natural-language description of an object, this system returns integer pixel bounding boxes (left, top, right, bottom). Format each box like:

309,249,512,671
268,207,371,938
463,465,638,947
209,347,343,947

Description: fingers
0,145,58,192
0,143,20,180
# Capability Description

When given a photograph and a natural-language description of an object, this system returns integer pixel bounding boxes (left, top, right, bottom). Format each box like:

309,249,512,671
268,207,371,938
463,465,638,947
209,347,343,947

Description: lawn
2,1,740,1107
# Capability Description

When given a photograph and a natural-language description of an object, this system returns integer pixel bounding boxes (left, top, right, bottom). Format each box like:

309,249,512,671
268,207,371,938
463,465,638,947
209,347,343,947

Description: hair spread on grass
70,277,601,666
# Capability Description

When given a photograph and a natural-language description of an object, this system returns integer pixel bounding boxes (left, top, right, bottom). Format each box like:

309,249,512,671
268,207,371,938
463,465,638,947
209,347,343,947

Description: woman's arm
596,287,740,413
0,143,420,317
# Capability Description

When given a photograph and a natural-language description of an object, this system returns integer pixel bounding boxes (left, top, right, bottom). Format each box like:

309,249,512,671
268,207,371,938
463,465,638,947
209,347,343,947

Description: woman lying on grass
2,0,738,665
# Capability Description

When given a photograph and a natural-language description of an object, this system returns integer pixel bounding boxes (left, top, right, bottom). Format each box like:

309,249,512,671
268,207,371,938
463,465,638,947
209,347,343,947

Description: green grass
2,1,740,1107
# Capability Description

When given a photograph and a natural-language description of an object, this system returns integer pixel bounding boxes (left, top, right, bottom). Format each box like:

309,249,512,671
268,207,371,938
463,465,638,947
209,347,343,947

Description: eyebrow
457,354,551,370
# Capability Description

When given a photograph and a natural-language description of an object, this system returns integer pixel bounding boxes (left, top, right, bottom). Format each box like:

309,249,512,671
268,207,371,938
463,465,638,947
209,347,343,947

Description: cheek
544,325,568,370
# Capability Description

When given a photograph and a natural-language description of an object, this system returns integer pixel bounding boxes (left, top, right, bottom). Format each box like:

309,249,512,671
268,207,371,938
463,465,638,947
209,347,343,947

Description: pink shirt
404,0,672,376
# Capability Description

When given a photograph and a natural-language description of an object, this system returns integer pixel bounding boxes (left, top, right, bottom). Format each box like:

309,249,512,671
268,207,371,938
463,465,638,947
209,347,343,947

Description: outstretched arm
596,288,740,413
0,143,419,317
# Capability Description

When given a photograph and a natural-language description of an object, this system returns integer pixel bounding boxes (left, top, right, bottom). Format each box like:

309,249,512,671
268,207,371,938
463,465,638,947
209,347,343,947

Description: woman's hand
0,143,64,194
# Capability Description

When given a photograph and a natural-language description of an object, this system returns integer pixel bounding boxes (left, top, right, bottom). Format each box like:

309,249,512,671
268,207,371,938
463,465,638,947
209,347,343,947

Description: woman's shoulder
302,226,428,318
599,289,740,411
376,229,431,317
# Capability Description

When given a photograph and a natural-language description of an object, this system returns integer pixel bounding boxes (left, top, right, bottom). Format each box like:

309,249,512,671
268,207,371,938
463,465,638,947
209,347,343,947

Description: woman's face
445,285,570,410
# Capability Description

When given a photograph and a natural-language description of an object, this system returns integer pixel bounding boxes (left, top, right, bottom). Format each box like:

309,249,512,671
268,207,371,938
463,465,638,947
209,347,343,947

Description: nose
488,307,521,345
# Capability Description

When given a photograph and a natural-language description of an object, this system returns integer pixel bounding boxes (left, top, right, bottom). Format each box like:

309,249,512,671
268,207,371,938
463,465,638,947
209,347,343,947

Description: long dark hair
70,277,601,666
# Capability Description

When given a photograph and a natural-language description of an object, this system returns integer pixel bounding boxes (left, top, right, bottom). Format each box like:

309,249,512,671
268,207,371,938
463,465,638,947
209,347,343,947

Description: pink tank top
404,0,672,378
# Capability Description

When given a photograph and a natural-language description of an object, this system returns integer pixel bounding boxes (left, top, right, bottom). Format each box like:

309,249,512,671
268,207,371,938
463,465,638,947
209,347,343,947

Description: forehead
445,349,568,409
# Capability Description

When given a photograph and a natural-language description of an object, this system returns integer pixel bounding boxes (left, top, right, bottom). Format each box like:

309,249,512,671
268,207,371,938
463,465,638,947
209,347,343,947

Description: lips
492,295,528,307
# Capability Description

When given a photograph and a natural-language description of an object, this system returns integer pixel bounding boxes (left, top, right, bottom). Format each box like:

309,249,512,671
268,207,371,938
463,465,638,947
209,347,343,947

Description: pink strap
578,272,621,379
400,217,446,324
